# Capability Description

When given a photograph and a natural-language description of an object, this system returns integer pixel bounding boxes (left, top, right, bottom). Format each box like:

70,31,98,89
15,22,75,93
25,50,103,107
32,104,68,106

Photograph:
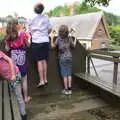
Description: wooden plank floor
74,72,120,97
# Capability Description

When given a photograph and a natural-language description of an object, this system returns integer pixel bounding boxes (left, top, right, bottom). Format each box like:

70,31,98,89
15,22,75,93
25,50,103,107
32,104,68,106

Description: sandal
45,81,48,86
37,82,45,88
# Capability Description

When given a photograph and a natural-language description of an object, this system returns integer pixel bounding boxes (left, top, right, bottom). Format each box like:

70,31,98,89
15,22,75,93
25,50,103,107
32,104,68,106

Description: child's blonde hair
58,25,69,39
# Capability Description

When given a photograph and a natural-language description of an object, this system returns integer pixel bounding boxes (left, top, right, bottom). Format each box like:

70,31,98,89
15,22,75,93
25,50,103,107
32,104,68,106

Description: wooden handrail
88,49,120,57
87,49,120,86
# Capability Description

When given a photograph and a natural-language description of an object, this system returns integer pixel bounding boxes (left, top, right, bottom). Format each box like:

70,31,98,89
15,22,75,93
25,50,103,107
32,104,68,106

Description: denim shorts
59,58,72,77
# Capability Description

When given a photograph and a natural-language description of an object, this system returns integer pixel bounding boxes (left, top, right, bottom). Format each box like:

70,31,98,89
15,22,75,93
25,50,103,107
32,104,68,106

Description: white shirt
29,14,51,43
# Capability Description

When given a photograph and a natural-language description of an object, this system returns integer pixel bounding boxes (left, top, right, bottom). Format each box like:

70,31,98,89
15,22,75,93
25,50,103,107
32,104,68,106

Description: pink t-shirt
6,32,28,48
0,51,19,80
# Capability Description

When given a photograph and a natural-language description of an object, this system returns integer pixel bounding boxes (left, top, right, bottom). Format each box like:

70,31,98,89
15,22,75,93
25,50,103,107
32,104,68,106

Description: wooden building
50,11,110,50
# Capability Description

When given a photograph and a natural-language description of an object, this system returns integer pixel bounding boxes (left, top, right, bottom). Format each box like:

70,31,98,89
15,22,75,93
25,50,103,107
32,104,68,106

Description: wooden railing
74,48,120,97
87,49,120,86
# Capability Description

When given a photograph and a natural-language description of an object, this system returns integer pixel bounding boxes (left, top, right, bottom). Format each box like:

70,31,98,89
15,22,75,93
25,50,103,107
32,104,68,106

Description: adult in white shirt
29,3,51,87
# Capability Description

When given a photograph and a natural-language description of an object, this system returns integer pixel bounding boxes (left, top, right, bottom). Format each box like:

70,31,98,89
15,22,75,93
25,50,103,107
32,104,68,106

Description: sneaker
62,89,69,95
68,90,72,95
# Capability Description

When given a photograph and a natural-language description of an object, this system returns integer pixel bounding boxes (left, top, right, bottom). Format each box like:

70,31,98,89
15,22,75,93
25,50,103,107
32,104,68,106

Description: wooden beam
74,73,120,97
0,80,2,120
10,90,21,120
113,58,118,85
4,81,12,120
89,54,120,63
88,49,120,57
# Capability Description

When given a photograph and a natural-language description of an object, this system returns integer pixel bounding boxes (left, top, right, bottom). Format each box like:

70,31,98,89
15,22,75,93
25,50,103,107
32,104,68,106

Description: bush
109,25,120,45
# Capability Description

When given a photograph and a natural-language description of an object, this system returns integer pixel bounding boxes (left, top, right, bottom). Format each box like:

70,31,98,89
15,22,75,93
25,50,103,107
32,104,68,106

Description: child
28,3,51,87
5,19,31,103
51,25,76,95
0,50,27,120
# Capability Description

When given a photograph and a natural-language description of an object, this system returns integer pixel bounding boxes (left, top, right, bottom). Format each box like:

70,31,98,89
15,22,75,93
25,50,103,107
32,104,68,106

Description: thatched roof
50,11,110,40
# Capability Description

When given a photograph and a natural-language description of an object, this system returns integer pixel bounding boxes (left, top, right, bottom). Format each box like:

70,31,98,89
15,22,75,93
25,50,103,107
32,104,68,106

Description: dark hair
58,25,69,39
0,40,5,52
34,3,44,14
5,19,18,41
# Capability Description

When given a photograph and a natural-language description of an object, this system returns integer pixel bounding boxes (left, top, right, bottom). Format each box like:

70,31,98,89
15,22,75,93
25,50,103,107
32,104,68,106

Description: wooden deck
0,80,21,120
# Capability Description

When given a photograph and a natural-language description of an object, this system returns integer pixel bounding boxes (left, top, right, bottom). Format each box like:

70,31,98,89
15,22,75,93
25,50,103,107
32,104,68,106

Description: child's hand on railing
11,75,16,81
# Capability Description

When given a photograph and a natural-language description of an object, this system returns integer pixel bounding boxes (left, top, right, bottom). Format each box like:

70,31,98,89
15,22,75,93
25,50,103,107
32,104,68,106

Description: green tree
104,12,119,25
75,2,100,14
109,25,120,45
50,6,63,16
47,2,100,16
84,0,111,6
47,5,70,17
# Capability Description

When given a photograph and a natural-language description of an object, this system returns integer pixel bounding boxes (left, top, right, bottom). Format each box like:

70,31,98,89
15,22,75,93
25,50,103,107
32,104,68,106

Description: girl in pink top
0,50,27,120
5,19,31,104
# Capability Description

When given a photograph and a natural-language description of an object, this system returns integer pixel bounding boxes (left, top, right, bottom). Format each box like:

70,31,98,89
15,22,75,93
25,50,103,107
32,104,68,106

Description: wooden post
87,55,90,74
113,57,118,85
0,80,2,120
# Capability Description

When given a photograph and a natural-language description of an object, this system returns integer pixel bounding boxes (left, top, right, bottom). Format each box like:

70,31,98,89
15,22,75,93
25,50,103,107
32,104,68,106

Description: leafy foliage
109,25,120,45
46,3,100,17
47,5,70,17
74,2,100,14
84,0,111,6
104,12,120,25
